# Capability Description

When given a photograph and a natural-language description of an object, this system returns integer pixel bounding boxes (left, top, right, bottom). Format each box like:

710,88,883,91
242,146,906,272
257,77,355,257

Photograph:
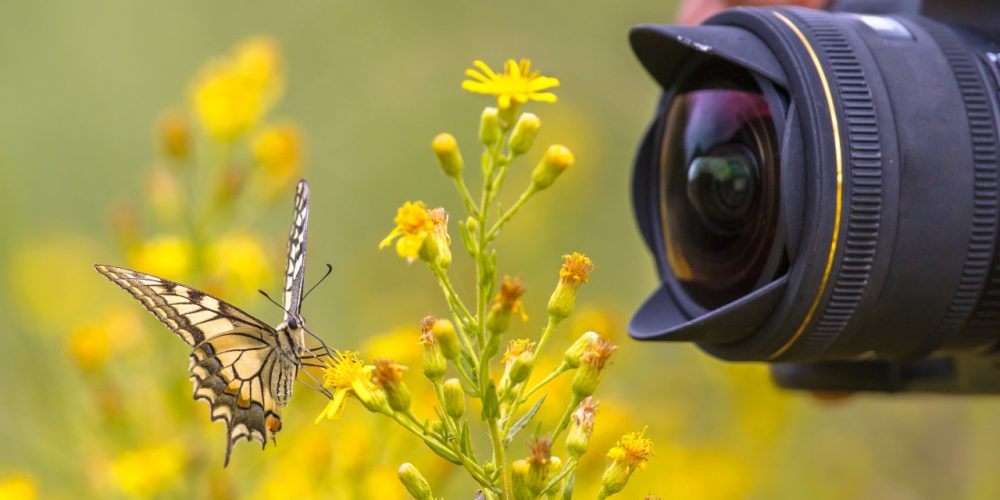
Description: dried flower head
501,338,537,366
581,338,617,371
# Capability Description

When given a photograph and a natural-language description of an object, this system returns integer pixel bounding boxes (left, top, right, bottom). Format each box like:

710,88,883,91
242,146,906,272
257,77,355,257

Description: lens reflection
660,78,782,310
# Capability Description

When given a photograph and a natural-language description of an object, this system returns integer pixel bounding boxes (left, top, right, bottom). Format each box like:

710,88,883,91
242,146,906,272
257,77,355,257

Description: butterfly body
94,179,325,466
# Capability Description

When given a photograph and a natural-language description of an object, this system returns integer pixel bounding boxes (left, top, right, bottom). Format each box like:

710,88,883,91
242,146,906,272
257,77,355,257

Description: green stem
539,458,578,497
488,416,512,500
551,394,584,443
503,318,558,433
454,176,479,217
522,363,570,401
391,412,494,490
486,184,538,242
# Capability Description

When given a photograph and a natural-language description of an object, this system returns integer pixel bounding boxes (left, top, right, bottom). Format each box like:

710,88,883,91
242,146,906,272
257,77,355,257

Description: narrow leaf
504,395,546,448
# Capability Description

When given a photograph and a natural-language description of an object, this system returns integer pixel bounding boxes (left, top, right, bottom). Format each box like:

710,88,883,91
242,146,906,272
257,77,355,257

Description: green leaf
460,420,475,459
503,395,546,448
459,220,477,256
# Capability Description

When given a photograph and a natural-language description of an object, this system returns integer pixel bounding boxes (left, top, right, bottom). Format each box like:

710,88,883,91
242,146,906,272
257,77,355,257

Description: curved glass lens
659,77,782,310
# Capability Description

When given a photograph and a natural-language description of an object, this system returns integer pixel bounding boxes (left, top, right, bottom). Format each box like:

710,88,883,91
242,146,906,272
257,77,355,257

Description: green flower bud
508,112,541,156
531,144,574,190
566,397,599,459
442,378,465,419
432,132,463,178
373,359,411,413
564,331,600,369
571,338,617,399
481,379,500,420
431,319,461,360
398,463,434,500
420,332,447,383
479,107,502,145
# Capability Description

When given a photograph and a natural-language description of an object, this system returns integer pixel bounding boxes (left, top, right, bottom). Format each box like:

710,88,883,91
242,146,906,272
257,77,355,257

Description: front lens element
660,73,782,310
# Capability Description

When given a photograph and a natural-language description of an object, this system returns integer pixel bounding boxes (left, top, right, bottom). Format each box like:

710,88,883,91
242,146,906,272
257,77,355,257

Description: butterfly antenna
258,289,296,318
302,263,334,302
301,325,334,359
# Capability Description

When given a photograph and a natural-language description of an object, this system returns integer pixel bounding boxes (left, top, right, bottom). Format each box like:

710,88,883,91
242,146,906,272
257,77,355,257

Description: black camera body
629,0,1000,392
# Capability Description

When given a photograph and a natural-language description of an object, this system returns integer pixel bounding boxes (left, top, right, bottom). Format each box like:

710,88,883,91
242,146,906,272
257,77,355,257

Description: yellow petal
506,59,521,78
529,92,558,103
473,60,498,80
379,228,402,249
498,94,512,109
529,76,560,91
464,68,490,83
396,233,424,259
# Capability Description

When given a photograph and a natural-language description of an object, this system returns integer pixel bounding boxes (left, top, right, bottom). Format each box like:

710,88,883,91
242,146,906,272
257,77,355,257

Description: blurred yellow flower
493,276,529,322
462,59,559,110
191,37,283,142
234,37,283,104
0,474,37,500
205,232,271,297
110,443,186,497
253,122,303,189
68,308,142,372
379,201,434,262
128,235,194,281
8,235,104,332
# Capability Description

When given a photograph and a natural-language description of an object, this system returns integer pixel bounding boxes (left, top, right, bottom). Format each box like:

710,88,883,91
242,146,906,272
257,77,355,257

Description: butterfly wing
94,264,296,465
282,179,310,322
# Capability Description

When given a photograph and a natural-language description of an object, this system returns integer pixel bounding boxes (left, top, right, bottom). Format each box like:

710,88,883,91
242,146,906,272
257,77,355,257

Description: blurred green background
3,1,1000,499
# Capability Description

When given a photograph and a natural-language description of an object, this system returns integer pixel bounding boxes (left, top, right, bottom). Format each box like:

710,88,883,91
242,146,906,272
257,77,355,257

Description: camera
628,0,1000,392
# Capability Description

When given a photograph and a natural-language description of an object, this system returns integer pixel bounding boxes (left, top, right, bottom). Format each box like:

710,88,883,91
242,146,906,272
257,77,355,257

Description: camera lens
660,70,782,310
686,144,758,236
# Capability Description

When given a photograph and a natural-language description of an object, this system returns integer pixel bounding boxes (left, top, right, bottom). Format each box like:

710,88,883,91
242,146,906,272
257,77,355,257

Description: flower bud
508,112,541,156
442,378,465,420
531,144,574,190
511,459,532,500
373,359,411,413
487,276,528,335
432,132,463,178
566,397,599,459
398,463,434,500
420,332,447,383
479,107,502,146
564,331,600,369
158,111,190,161
481,379,500,420
423,208,452,269
431,319,461,361
571,338,617,399
547,253,594,323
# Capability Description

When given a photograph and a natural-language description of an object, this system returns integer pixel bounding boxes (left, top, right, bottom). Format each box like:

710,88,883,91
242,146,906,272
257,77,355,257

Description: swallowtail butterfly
95,179,330,465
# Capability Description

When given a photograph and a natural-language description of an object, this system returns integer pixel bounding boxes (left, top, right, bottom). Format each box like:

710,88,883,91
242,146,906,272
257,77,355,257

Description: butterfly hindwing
94,264,297,466
282,179,310,321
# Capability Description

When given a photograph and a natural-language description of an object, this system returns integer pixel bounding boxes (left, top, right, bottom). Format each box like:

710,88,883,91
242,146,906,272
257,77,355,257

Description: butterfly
95,178,332,466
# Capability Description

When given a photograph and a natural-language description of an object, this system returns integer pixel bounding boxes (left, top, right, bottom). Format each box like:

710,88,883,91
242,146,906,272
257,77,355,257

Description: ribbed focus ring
792,9,883,354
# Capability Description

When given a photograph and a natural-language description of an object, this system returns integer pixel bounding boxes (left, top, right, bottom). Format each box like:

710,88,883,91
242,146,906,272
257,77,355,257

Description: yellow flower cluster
191,37,282,142
462,59,560,110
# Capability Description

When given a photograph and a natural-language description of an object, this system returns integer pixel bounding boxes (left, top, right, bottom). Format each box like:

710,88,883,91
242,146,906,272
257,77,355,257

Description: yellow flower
191,37,282,142
379,201,434,262
600,428,654,498
501,338,536,366
462,59,559,110
531,144,575,190
559,252,594,288
0,474,37,500
110,443,186,497
204,233,271,298
316,351,389,422
253,122,303,188
128,235,194,281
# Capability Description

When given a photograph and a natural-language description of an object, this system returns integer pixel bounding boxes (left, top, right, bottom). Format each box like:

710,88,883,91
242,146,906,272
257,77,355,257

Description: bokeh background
2,1,1000,499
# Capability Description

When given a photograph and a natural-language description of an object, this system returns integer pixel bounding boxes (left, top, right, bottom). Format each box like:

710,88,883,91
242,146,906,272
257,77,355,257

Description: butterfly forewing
282,179,310,322
94,264,296,466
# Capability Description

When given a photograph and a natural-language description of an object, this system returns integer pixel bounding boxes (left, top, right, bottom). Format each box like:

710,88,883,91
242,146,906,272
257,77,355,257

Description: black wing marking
282,179,310,321
94,264,276,345
189,332,296,466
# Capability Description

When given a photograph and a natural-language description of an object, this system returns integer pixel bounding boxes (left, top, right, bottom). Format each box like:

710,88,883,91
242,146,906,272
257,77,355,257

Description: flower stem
503,318,558,433
454,177,479,217
485,184,537,242
488,416,512,499
540,458,578,496
390,412,494,490
521,362,570,401
550,394,584,443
